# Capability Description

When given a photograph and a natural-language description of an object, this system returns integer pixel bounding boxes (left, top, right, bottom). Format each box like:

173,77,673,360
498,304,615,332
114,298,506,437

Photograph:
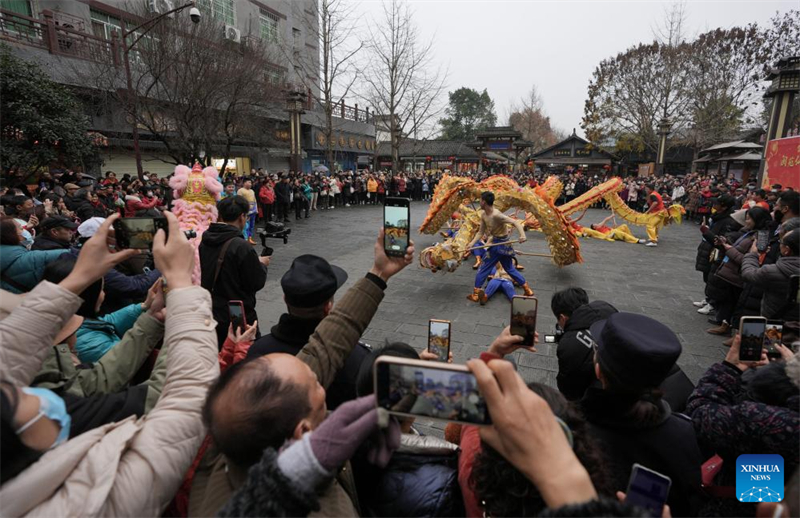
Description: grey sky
356,0,796,137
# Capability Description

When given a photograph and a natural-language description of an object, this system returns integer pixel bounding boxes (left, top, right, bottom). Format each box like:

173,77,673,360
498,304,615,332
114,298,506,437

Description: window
90,10,155,61
259,9,278,43
3,0,32,16
196,0,235,26
90,9,121,40
266,66,285,85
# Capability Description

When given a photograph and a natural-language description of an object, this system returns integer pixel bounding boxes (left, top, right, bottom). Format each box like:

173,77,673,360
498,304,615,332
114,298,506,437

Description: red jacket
124,195,159,217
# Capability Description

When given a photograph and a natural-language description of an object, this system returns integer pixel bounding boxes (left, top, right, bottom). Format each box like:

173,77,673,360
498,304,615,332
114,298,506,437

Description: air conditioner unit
147,0,175,17
223,25,241,43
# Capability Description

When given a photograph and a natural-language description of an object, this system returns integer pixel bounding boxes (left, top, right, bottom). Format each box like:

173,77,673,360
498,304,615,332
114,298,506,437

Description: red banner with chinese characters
762,136,800,190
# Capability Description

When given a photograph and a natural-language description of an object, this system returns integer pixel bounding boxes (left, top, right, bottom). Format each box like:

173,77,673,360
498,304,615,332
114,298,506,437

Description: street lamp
120,1,200,179
655,116,671,176
285,88,307,172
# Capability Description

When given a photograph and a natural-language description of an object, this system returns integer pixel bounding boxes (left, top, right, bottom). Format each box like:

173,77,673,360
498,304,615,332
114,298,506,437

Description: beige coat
0,282,220,517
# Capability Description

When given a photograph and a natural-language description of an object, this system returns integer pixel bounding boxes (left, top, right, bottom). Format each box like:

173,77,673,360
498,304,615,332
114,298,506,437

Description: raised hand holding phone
370,228,414,283
489,326,537,357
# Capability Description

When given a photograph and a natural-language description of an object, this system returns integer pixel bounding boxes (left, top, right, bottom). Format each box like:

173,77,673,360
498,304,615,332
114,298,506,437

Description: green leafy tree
1,45,97,174
439,87,497,141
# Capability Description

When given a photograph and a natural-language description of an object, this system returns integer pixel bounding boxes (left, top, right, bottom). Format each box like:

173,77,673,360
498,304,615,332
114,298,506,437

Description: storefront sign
762,136,800,190
553,149,571,157
576,148,592,157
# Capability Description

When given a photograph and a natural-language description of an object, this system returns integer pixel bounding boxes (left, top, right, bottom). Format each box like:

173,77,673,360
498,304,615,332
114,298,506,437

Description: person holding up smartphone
190,228,414,517
466,191,534,304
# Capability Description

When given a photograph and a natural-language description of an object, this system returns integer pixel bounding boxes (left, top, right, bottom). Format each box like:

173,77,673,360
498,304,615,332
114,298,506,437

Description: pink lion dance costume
169,162,223,284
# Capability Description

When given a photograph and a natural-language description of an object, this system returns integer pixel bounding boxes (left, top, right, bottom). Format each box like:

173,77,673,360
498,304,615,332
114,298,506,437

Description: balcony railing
316,99,373,125
0,8,116,64
1,9,374,125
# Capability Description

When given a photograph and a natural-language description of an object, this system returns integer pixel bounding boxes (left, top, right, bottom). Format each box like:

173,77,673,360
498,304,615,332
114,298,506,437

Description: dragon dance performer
644,184,666,247
466,192,533,303
580,213,647,245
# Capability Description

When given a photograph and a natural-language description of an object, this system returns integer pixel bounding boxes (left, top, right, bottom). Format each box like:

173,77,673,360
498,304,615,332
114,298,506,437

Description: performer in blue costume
466,191,533,303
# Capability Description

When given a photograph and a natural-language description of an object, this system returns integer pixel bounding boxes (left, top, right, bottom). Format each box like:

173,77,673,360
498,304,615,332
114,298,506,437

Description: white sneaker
692,299,707,308
697,303,714,315
645,241,658,247
637,239,647,244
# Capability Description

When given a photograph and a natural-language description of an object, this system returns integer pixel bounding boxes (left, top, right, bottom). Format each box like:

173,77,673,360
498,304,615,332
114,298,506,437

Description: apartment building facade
0,0,375,175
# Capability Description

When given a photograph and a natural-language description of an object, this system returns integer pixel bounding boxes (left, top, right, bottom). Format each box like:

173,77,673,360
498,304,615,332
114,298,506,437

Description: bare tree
289,0,363,170
76,5,284,177
582,4,694,154
361,0,446,173
507,86,562,153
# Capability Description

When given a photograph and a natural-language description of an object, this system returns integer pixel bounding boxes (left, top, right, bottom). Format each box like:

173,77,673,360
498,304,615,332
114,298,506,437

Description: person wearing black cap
579,312,704,517
246,255,370,409
32,216,78,251
200,195,270,347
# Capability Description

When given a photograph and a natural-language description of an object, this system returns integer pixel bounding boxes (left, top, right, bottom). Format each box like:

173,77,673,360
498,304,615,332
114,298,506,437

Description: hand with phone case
488,326,537,358
370,228,414,283
725,334,768,372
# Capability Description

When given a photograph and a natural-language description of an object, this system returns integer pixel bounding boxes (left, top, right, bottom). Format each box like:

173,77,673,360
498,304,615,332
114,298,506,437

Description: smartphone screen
114,217,166,249
228,301,246,333
739,318,766,362
428,319,451,362
384,198,410,257
510,296,537,346
544,335,556,343
625,463,672,517
756,230,770,252
764,322,783,359
374,357,490,425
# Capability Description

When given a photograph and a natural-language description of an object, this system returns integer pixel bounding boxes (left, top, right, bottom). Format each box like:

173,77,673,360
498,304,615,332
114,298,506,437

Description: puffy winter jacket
686,361,799,485
694,209,740,273
354,434,463,517
556,301,618,400
0,282,219,517
741,253,800,319
712,230,754,289
0,245,67,293
74,303,144,363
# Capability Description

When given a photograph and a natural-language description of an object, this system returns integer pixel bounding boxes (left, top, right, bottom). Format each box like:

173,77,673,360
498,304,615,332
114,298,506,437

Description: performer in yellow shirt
579,213,646,245
237,179,257,244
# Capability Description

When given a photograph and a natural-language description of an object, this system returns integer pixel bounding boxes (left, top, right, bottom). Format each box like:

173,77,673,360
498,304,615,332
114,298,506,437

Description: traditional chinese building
530,130,617,176
693,140,763,183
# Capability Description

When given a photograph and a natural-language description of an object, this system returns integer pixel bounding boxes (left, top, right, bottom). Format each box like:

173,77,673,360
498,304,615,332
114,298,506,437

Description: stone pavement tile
518,353,559,371
255,204,726,388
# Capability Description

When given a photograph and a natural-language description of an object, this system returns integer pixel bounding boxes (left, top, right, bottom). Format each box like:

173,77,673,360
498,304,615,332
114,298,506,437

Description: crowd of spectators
0,164,798,518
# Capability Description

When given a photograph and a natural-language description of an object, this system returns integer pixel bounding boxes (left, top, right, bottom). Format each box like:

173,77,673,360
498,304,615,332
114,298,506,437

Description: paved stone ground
255,203,724,433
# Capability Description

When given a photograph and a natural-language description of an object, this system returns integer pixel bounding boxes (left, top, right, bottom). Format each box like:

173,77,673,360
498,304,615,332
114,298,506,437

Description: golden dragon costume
418,175,683,274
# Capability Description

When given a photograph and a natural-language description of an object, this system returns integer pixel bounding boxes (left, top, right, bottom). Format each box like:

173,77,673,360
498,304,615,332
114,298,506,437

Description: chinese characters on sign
763,136,800,190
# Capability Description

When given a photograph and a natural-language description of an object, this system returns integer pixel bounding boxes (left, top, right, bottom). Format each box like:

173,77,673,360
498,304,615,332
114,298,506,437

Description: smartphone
427,319,451,362
544,335,556,343
510,296,538,346
791,275,799,304
113,217,168,249
384,197,410,257
228,300,247,333
756,229,770,253
739,316,767,362
374,356,491,425
764,321,783,360
625,463,672,517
